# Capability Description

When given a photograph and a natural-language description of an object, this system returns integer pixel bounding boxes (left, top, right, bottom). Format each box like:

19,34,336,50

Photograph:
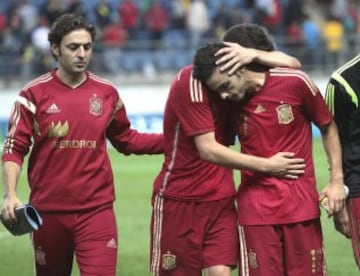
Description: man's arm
194,132,305,179
214,41,301,74
1,161,23,222
319,120,346,215
107,100,164,154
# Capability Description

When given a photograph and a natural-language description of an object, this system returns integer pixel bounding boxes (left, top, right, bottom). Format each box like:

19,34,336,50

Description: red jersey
2,70,163,211
237,68,333,224
153,65,236,201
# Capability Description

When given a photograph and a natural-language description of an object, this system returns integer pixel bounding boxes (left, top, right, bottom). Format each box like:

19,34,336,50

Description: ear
51,44,59,58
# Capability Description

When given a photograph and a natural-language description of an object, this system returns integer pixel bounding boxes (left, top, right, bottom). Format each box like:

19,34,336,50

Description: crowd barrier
0,77,329,147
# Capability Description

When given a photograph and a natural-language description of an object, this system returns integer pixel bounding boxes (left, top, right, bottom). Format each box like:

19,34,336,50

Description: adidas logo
106,238,117,249
254,104,266,113
46,103,60,113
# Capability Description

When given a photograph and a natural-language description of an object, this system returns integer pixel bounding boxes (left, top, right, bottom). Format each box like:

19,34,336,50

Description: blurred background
0,0,359,88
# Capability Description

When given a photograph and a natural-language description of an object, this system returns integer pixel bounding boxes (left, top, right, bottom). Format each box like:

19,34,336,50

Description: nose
77,46,86,57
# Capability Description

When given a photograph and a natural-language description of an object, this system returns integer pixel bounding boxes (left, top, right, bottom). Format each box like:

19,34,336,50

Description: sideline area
0,77,330,145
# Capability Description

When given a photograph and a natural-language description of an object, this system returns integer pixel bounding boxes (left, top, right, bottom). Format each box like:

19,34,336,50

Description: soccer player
150,40,306,275
1,13,163,276
325,54,360,270
193,23,347,276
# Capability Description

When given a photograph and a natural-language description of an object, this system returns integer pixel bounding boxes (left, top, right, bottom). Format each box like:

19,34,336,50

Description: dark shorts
150,195,239,276
32,204,117,276
239,219,326,276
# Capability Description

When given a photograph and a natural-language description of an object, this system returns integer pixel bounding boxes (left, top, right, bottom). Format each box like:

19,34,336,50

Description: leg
202,197,238,276
282,219,326,276
32,213,75,276
74,204,118,276
203,265,232,276
238,225,284,276
150,195,202,276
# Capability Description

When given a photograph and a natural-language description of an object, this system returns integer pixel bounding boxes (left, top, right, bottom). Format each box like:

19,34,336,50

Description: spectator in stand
118,0,139,41
144,0,169,50
186,0,210,49
321,13,344,72
101,15,128,75
40,0,66,25
66,0,86,18
17,0,38,36
253,0,283,35
94,0,113,29
284,19,304,60
301,12,322,71
31,15,52,74
169,0,187,30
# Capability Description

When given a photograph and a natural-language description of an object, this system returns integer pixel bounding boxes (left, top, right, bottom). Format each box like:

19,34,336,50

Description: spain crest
276,104,294,124
248,249,258,269
162,251,176,270
89,96,103,116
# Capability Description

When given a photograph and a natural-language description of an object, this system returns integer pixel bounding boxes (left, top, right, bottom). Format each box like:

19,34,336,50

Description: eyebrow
216,81,230,92
67,42,92,48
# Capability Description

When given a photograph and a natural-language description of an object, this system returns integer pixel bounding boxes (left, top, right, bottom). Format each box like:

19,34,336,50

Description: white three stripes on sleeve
190,73,204,103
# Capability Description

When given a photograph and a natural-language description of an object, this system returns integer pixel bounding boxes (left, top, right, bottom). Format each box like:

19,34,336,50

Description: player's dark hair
193,43,225,84
223,23,276,72
48,13,96,59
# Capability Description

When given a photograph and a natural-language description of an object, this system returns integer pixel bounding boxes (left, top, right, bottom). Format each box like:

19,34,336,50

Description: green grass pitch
0,138,358,275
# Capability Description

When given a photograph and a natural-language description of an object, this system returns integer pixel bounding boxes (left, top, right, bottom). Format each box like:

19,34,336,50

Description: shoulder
269,67,318,95
87,72,117,91
22,72,53,92
170,65,209,104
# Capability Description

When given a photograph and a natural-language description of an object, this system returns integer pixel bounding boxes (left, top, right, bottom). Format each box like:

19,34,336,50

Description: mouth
74,62,87,68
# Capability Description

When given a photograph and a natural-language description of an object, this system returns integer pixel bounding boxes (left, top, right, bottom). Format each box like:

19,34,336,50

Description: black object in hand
0,204,43,236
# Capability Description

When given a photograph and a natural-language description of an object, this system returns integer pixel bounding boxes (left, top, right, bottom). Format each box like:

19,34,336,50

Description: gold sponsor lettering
52,140,96,149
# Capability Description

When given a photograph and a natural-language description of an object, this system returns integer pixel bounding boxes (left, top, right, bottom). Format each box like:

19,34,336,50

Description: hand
266,152,305,179
333,206,351,238
215,42,257,75
319,183,346,216
1,196,23,224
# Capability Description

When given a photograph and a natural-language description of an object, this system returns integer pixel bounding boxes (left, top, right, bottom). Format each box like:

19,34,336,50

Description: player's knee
204,265,232,276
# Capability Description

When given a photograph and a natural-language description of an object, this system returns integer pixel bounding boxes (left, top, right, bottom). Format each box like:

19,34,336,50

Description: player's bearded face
56,29,93,74
206,70,247,101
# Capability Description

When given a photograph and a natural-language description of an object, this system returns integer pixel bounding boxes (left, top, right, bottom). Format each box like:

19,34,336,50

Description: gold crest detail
89,96,103,116
248,249,258,269
276,104,294,124
162,251,176,270
48,121,69,138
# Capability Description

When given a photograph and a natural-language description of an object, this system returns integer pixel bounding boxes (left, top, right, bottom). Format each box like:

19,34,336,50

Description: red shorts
238,219,326,276
347,197,360,269
31,204,118,276
150,194,239,276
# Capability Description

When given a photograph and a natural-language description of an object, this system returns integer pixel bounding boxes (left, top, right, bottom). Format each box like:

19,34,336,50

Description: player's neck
56,69,87,88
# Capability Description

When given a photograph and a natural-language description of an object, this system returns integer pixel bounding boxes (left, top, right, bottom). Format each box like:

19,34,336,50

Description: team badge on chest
276,104,294,124
162,251,176,270
89,95,103,116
